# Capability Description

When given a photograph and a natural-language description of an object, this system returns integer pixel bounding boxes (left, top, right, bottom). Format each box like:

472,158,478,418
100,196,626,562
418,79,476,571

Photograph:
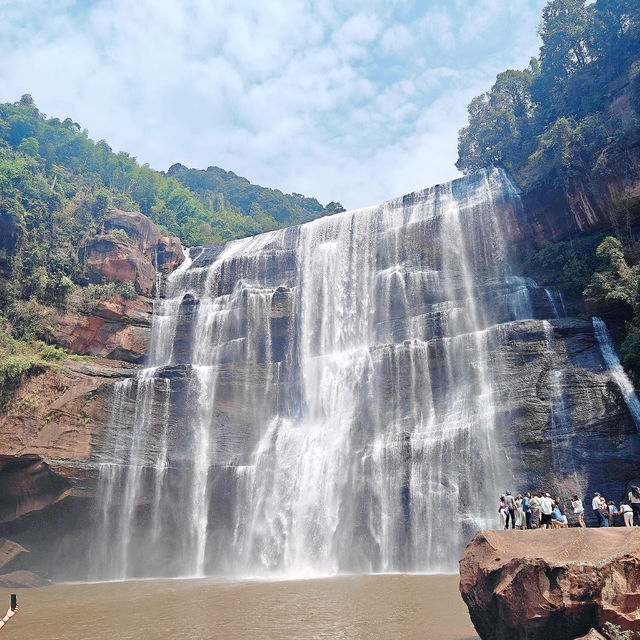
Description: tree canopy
456,0,640,190
0,97,340,309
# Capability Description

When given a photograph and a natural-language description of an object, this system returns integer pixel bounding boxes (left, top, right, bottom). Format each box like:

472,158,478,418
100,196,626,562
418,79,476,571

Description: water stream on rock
593,316,640,428
90,168,568,580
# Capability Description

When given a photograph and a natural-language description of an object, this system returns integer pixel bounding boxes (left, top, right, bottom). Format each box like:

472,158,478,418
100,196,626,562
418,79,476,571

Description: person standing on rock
540,493,553,529
628,486,640,525
498,495,508,529
515,494,526,530
592,492,608,527
530,492,542,528
621,501,634,527
522,492,532,529
504,491,517,530
571,494,585,528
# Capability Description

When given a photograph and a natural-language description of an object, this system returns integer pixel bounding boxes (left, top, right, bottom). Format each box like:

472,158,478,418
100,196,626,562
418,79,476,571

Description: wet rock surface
0,358,135,521
460,529,640,640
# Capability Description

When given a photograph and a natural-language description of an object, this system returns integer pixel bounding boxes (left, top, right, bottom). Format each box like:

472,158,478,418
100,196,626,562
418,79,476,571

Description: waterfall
593,317,640,428
91,167,561,579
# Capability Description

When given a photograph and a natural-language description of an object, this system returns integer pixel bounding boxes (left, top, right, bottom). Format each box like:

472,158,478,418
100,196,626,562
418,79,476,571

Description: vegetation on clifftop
0,95,340,308
460,0,640,377
457,0,640,191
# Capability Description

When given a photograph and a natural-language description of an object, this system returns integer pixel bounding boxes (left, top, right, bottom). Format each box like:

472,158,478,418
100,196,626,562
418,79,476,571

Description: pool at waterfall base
2,573,477,640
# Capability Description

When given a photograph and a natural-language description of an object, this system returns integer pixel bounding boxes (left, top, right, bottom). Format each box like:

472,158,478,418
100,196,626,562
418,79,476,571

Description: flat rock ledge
459,529,640,640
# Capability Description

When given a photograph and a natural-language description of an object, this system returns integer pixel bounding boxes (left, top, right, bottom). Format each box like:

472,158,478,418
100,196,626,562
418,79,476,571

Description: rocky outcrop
83,208,183,296
460,529,640,640
0,357,135,521
53,293,153,362
103,209,162,255
156,235,184,272
576,631,607,640
0,570,51,588
504,146,640,261
84,234,156,296
0,538,27,570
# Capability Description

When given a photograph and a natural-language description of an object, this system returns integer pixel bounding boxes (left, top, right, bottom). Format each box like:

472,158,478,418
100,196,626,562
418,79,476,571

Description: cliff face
500,150,640,259
0,208,183,530
0,170,639,579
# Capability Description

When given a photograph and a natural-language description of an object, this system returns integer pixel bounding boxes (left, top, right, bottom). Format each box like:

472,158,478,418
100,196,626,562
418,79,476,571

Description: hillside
0,95,341,303
167,164,345,232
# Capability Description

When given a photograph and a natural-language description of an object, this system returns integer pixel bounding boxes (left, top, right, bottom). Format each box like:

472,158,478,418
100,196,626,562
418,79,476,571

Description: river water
2,574,476,639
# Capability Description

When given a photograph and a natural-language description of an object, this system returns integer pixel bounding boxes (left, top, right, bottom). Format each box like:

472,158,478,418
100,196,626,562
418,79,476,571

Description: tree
325,202,346,214
17,137,39,157
583,237,640,312
456,66,535,174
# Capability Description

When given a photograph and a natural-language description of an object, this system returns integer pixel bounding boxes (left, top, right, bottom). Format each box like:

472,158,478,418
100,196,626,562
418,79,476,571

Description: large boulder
103,209,162,255
84,209,184,297
84,235,156,296
156,235,184,272
460,529,640,640
53,294,153,362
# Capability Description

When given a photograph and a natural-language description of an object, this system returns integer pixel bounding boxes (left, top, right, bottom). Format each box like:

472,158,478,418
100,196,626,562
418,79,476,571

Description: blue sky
0,0,546,209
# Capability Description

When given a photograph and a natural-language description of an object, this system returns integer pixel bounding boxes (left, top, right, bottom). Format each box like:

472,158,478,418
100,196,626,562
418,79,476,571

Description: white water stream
90,168,574,579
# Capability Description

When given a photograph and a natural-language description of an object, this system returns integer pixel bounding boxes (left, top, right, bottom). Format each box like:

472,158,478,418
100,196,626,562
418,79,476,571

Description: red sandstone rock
459,529,640,640
53,295,152,362
575,630,607,640
84,235,156,295
0,358,135,520
156,235,184,272
103,209,161,255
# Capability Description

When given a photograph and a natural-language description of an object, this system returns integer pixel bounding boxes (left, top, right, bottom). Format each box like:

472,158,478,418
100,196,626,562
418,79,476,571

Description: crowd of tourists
498,486,640,529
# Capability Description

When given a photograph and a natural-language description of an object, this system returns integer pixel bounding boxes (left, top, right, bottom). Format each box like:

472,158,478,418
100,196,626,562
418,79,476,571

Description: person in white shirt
592,492,608,527
540,493,553,529
571,494,585,528
529,493,541,529
621,502,634,527
628,486,640,525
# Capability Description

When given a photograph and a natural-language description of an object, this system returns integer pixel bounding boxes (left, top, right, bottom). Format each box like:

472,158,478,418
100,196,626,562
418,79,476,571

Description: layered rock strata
460,528,640,640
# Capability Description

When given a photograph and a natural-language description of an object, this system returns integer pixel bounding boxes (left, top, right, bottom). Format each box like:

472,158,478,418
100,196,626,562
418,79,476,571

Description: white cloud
0,0,547,209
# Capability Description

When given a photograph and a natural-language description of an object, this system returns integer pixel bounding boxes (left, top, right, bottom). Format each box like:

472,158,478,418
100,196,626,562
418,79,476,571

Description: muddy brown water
1,573,477,639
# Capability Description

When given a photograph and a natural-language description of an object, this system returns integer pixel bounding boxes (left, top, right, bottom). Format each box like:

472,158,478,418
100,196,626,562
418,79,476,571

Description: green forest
2,0,640,390
0,95,340,307
0,96,342,397
456,0,639,190
457,0,640,376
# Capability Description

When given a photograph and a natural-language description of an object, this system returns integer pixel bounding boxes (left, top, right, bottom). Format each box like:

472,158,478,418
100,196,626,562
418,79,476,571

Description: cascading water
593,316,640,428
91,167,566,580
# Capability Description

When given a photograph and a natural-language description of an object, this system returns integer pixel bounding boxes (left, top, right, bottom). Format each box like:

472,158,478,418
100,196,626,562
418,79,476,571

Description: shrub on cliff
522,232,604,296
584,237,640,313
0,355,44,410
